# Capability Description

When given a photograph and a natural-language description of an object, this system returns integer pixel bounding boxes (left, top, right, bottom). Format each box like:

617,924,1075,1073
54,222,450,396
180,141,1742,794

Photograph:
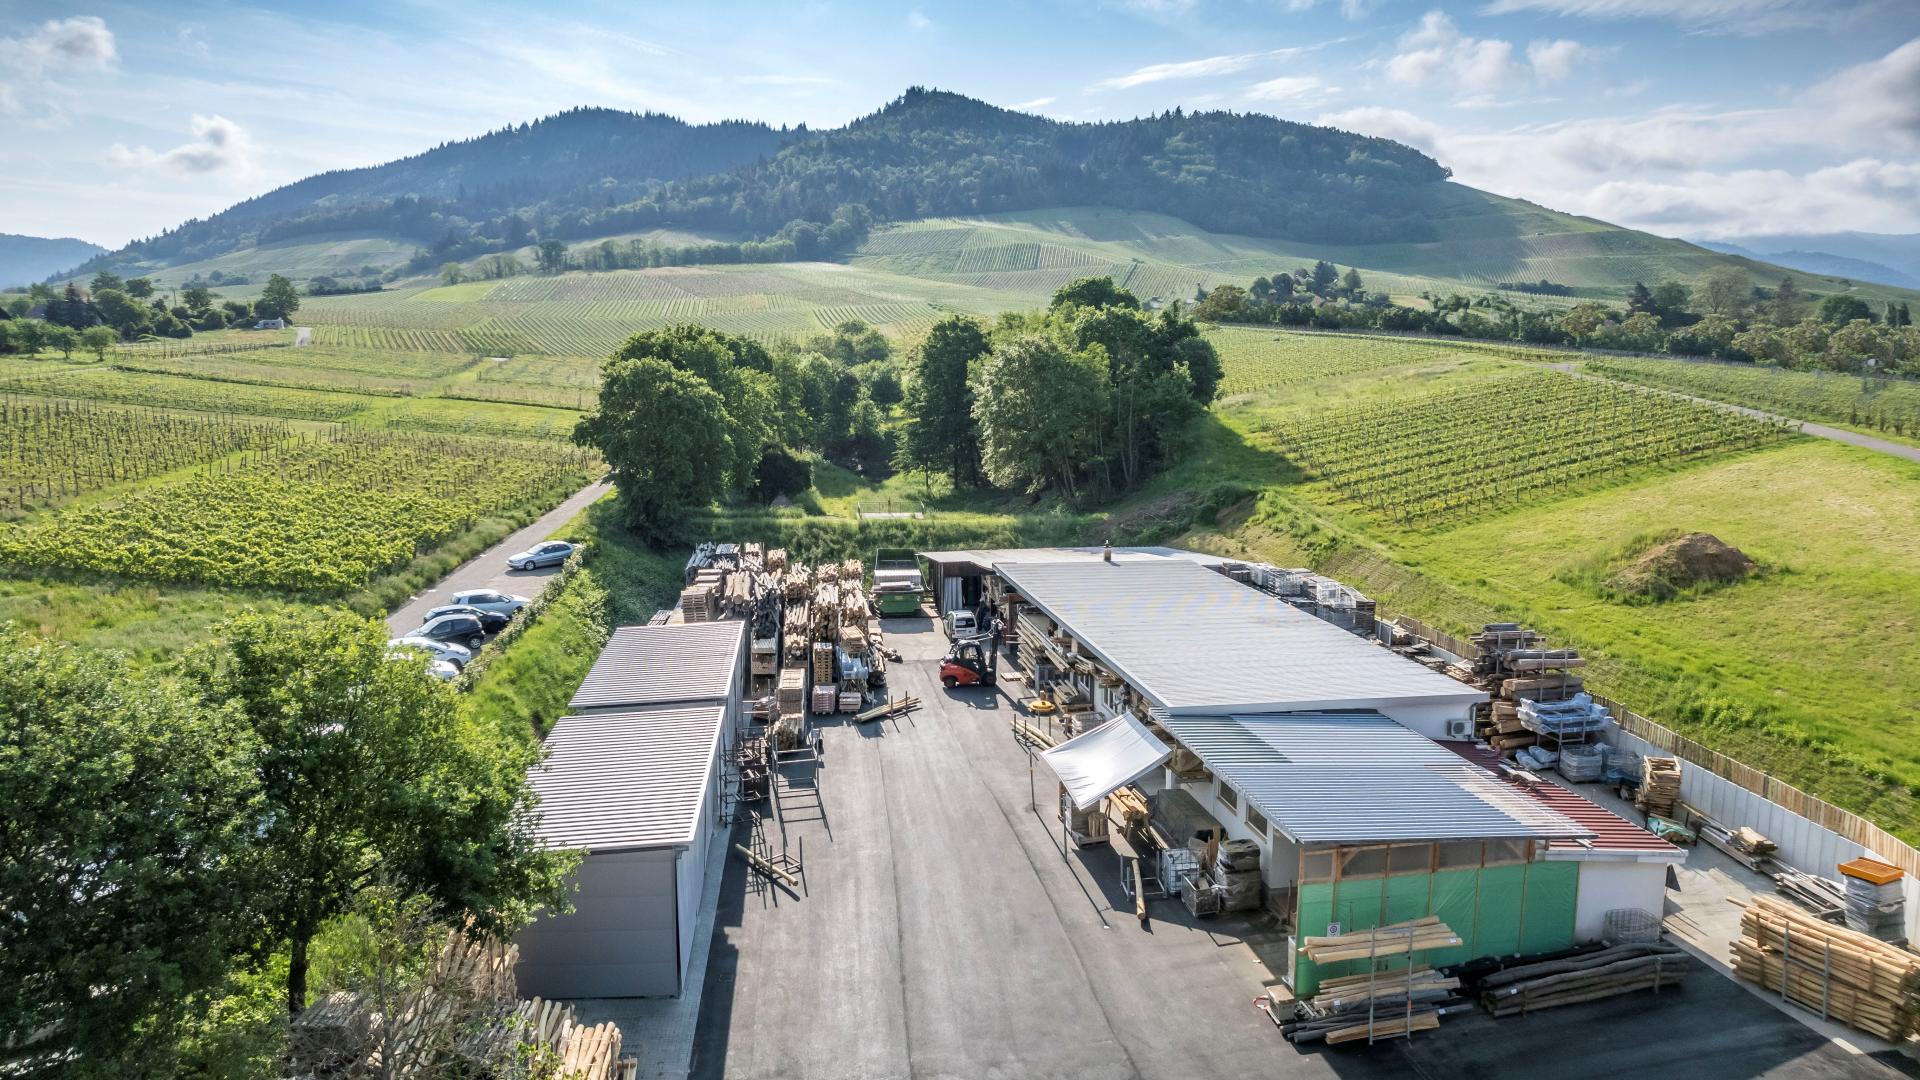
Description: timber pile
1732,894,1920,1040
766,547,787,573
1691,810,1776,872
1469,624,1593,755
1280,967,1459,1044
782,602,809,661
811,641,836,683
1303,918,1462,963
1636,757,1681,818
679,570,721,622
777,667,806,714
1106,786,1150,832
1480,943,1690,1017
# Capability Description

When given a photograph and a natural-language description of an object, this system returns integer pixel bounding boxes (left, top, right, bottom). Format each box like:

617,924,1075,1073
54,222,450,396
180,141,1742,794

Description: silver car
507,540,575,571
449,588,530,616
387,635,473,669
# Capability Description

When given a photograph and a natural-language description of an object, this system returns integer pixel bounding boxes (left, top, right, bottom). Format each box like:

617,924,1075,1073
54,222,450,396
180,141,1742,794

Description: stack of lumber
679,573,721,623
1481,942,1690,1017
773,710,806,750
718,568,761,617
837,689,864,712
777,667,806,712
1280,967,1459,1044
1732,894,1920,1040
1469,625,1595,755
1303,918,1461,963
778,565,811,602
810,684,838,715
484,998,633,1079
838,582,869,627
1774,867,1849,921
782,603,810,661
1105,786,1150,832
811,641,836,682
1636,757,1681,818
1691,810,1776,872
1839,858,1907,943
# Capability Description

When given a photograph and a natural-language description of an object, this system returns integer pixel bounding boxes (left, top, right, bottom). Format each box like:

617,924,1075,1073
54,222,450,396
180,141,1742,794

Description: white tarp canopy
1040,711,1173,811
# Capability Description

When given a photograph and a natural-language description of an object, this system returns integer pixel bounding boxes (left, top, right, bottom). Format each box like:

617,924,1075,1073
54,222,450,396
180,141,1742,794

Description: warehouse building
918,545,1226,617
515,620,748,999
978,553,1677,996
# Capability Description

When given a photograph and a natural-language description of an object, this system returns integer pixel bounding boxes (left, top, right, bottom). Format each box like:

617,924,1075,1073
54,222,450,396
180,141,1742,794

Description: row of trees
0,611,570,1075
1197,265,1920,376
0,272,301,356
573,320,903,534
898,276,1222,498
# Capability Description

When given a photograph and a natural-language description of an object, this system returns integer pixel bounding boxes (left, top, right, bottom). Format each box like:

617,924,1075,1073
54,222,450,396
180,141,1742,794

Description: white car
425,659,460,681
507,540,576,571
387,635,473,669
449,588,530,616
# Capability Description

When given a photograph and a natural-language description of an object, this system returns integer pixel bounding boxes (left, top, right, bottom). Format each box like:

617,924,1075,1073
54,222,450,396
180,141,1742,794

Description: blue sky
3,0,1918,248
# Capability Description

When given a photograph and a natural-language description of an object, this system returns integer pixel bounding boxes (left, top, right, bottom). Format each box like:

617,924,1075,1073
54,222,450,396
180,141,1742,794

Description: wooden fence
1383,613,1920,879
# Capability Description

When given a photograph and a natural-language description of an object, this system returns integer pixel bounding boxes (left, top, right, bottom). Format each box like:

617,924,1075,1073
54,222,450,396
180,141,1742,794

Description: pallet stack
1839,858,1907,943
679,569,723,623
1732,894,1920,1040
1636,757,1681,818
1469,625,1591,756
1213,838,1263,912
810,684,839,715
778,667,806,715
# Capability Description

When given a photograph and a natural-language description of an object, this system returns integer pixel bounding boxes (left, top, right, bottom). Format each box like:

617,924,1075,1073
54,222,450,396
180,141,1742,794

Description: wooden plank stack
1468,624,1595,756
679,569,722,622
810,684,839,715
1480,943,1690,1017
1303,918,1462,964
1731,894,1920,1040
1636,756,1681,818
1280,967,1458,1044
811,641,836,683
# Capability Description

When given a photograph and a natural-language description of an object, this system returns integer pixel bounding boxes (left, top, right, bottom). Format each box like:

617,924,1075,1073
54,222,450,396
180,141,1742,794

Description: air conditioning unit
1445,718,1473,740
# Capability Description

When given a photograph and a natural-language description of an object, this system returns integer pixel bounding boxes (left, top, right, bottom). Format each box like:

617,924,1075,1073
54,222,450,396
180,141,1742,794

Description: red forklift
939,622,1002,688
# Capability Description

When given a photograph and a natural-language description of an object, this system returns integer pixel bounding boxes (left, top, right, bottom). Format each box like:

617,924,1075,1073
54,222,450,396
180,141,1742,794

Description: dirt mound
1605,532,1756,601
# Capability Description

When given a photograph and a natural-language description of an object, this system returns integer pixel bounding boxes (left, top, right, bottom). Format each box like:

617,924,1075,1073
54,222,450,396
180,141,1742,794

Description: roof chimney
1102,541,1113,563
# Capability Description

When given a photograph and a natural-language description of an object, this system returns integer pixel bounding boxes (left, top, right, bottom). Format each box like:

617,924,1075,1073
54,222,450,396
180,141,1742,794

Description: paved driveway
688,619,1911,1080
385,479,609,635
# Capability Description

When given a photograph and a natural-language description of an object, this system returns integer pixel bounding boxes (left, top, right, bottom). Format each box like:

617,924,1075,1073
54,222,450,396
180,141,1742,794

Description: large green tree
575,354,734,533
0,628,262,1076
255,273,301,321
191,609,572,1017
898,315,989,487
606,324,774,489
975,333,1106,498
1051,276,1140,312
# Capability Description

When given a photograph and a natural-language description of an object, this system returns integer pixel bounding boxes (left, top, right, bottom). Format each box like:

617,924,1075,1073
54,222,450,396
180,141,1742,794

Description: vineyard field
1211,328,1551,394
371,396,586,441
111,344,475,397
0,430,599,592
1265,371,1799,525
0,396,287,518
1588,357,1920,439
5,368,380,421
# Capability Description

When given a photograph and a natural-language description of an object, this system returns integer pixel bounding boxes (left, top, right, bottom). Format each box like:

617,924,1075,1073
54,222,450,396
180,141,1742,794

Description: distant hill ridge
0,233,107,288
77,88,1450,277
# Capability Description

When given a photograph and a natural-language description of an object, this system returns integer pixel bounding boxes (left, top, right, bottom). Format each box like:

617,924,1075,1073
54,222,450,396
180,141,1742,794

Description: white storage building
514,619,748,999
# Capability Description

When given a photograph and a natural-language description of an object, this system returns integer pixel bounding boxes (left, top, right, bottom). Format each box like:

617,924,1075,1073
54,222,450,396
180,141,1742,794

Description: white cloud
1096,51,1268,90
0,83,17,115
736,74,835,87
1808,37,1920,149
1245,75,1338,105
907,9,933,30
1526,39,1587,82
109,114,253,176
5,15,118,72
1008,96,1057,111
1315,105,1442,152
1386,12,1524,96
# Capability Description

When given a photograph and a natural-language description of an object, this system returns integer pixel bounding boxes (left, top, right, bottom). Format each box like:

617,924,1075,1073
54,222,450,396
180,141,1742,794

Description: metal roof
996,559,1485,715
567,620,745,711
1444,743,1681,861
529,704,725,852
1158,712,1594,844
917,545,1229,572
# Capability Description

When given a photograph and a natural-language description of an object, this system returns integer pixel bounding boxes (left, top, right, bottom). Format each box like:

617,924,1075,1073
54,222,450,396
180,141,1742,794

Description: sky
3,0,1919,249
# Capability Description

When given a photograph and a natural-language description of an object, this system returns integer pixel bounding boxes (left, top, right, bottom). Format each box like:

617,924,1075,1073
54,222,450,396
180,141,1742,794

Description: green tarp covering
1290,860,1578,996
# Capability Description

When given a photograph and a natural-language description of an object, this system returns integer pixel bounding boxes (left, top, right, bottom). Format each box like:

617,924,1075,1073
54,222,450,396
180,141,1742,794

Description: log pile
1279,967,1459,1044
1479,942,1690,1017
1636,756,1681,818
1303,918,1462,964
1731,894,1920,1040
765,547,787,574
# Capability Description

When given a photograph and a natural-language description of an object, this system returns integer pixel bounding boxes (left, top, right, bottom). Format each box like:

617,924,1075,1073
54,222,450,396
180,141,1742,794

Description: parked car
387,636,472,670
507,540,576,571
423,603,511,633
425,659,461,681
449,588,530,616
408,612,488,651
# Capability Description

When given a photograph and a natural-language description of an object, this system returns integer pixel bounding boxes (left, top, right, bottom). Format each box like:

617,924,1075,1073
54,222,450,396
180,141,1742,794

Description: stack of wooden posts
766,547,787,574
718,568,759,617
778,565,811,602
1279,967,1458,1044
1469,625,1592,755
1304,918,1462,964
1731,894,1920,1040
1690,808,1777,872
1636,757,1681,818
783,602,810,662
1105,786,1150,833
1480,942,1690,1017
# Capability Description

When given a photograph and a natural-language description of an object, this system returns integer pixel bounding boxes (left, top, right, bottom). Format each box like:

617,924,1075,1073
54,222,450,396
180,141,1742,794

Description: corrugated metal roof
568,620,745,711
529,704,725,851
997,559,1484,715
1159,712,1594,844
1444,743,1681,860
917,545,1229,571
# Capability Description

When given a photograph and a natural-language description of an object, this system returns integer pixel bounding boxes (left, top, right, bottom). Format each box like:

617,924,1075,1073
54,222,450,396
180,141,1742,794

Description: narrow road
1562,365,1920,466
386,479,611,635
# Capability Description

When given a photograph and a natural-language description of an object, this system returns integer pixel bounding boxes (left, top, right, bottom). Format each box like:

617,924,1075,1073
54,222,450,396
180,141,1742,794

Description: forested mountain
75,89,1452,277
1698,240,1919,289
0,233,106,288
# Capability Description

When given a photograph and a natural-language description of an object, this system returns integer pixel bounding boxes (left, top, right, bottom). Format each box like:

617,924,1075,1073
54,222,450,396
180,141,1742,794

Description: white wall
516,848,681,998
1379,700,1477,742
1572,860,1669,942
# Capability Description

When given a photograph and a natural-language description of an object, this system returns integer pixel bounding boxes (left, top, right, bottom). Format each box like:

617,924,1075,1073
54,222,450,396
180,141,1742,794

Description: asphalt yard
689,616,1914,1080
